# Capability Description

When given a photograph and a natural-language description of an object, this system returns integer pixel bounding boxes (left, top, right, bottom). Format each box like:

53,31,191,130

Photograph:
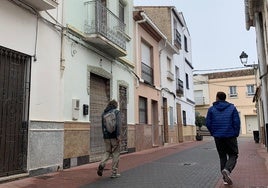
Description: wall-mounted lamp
239,51,258,69
239,51,248,66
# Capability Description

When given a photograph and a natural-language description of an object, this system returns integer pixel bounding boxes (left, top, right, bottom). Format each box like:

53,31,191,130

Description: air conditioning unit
23,0,58,11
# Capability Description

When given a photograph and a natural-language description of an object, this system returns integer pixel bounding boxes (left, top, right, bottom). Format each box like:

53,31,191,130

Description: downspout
60,0,65,71
135,16,146,88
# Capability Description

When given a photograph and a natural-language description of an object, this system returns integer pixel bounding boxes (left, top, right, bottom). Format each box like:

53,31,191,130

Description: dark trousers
214,137,238,173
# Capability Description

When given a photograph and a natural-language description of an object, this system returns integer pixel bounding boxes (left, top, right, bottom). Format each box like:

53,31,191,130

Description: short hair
216,92,226,101
106,99,118,109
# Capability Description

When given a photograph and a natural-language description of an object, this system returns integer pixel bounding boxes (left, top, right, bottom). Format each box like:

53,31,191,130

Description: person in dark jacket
97,99,121,178
206,91,240,185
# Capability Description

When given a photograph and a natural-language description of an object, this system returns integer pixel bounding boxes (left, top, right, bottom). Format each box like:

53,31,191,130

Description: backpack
103,109,117,133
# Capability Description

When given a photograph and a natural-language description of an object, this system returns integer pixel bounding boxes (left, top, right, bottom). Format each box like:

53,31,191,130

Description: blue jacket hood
213,100,232,111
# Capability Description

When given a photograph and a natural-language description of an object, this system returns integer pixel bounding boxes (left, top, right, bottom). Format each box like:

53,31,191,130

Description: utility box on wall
83,104,89,115
72,99,80,120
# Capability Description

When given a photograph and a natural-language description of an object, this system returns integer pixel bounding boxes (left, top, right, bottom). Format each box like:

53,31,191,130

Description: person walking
97,99,121,178
206,91,240,185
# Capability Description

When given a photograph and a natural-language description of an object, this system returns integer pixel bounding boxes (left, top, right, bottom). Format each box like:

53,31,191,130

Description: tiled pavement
1,137,268,188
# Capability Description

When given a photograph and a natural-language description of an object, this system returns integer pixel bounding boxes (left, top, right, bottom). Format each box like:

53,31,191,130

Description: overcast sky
134,0,258,73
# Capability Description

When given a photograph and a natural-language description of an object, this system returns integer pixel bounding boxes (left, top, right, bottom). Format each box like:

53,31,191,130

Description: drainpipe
135,16,146,88
60,0,65,71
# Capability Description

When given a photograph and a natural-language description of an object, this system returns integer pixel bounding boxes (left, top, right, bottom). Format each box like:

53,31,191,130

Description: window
139,96,147,124
247,84,255,96
166,57,174,80
184,35,188,52
229,86,237,97
167,57,171,71
175,66,179,78
141,41,153,84
194,90,205,105
182,110,186,126
185,73,189,89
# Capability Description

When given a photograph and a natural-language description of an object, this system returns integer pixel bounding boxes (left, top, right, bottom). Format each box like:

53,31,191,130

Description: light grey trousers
99,138,120,174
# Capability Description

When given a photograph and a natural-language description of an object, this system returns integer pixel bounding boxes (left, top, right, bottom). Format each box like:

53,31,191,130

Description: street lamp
239,51,248,66
239,51,258,68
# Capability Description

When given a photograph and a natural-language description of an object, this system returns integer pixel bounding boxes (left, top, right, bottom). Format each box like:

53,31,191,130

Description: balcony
84,0,127,58
141,62,153,85
174,29,181,50
166,71,174,81
176,78,183,96
23,0,58,11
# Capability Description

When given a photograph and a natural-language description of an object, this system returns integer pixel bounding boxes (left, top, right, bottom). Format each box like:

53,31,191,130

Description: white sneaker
110,173,121,178
222,169,233,185
223,177,228,185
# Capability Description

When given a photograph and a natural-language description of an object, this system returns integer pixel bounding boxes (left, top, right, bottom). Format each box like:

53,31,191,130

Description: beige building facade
194,69,258,136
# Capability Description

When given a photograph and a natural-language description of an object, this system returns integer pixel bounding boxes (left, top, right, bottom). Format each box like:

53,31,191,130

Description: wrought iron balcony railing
176,78,183,95
174,29,181,49
141,62,153,85
84,0,127,51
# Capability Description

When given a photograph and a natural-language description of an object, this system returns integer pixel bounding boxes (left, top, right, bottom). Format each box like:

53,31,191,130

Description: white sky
134,0,258,73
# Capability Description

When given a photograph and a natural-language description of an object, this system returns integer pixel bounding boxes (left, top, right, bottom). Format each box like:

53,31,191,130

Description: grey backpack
103,109,117,133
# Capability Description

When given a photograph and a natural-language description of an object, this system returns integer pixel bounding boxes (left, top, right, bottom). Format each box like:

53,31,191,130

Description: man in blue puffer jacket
206,91,240,186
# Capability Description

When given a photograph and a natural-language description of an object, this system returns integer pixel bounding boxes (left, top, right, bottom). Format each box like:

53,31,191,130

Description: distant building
194,69,258,136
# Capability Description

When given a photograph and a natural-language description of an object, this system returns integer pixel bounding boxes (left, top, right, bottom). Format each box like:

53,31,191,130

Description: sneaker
97,165,104,176
223,177,228,185
222,169,233,185
110,173,121,178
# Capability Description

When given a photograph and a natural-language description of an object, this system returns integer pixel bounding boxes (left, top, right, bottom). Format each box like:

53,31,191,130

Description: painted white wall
0,1,63,121
172,11,195,126
160,41,177,126
63,0,135,124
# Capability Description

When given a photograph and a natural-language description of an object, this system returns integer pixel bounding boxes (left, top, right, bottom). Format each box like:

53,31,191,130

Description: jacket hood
213,101,232,111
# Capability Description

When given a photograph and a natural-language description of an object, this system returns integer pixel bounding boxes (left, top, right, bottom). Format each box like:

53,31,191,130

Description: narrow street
1,137,268,188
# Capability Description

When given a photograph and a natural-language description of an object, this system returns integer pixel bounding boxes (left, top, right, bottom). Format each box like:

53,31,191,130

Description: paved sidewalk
1,137,268,188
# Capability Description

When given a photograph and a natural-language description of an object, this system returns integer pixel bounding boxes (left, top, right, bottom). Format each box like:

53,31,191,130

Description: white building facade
0,0,135,178
0,0,63,177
